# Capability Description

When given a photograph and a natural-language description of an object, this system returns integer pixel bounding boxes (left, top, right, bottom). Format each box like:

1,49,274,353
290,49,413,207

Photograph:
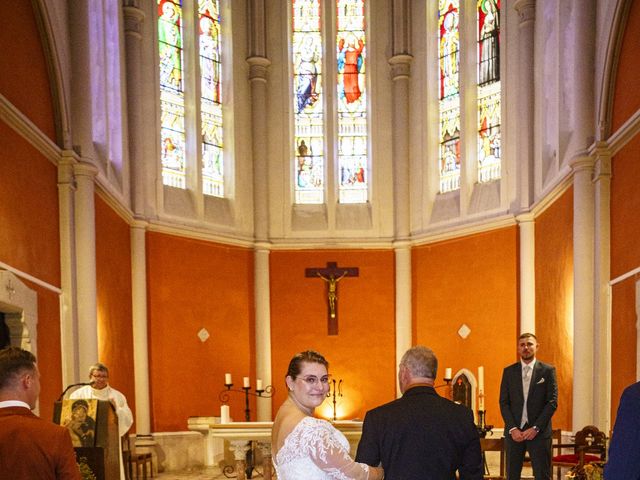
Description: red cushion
552,454,601,464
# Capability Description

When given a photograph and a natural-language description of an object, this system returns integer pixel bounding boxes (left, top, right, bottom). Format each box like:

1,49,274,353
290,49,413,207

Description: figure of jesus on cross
305,262,359,335
317,271,347,319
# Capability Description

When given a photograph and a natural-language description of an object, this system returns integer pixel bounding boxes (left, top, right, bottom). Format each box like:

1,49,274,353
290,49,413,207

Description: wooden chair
122,433,153,479
551,426,607,480
481,437,506,479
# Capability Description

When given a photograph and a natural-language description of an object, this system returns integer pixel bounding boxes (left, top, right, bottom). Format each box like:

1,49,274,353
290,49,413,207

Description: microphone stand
57,382,93,402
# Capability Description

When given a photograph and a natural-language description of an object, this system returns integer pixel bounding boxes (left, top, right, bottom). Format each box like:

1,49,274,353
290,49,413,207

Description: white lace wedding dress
274,416,372,479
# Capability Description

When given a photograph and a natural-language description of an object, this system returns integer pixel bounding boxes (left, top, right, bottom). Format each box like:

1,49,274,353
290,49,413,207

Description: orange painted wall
270,250,396,421
0,2,56,141
534,187,573,431
610,134,640,420
0,120,62,418
413,227,517,428
610,2,640,418
94,194,136,422
146,232,254,431
610,279,636,421
34,286,65,422
611,0,640,132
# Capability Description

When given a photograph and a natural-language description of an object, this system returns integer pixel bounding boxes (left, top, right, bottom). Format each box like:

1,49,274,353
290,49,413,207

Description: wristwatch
532,426,540,433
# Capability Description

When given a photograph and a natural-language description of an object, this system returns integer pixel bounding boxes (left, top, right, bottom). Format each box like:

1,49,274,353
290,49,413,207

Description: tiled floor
152,465,538,479
155,467,268,479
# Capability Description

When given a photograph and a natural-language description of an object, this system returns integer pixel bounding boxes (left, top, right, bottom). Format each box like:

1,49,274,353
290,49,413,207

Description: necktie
521,365,532,428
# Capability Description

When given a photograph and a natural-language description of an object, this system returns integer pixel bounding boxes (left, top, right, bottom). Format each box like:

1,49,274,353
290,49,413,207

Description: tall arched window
438,0,461,194
293,0,369,205
437,0,501,194
158,0,225,197
477,0,501,183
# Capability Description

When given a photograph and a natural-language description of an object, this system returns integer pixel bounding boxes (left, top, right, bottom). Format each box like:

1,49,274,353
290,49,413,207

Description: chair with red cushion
551,426,607,480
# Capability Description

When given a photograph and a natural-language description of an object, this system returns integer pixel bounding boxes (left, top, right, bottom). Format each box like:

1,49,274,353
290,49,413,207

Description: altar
187,417,364,479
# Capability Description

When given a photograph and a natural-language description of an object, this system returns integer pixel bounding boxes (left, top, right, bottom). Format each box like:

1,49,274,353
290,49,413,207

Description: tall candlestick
256,379,263,391
220,405,230,423
243,376,250,388
225,373,232,385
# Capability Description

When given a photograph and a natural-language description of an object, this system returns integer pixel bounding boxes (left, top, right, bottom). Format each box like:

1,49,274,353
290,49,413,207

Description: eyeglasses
91,373,108,379
297,375,330,386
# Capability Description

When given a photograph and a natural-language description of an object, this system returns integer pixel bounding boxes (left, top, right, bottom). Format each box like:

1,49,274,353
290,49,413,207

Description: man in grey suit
356,346,482,480
499,333,558,480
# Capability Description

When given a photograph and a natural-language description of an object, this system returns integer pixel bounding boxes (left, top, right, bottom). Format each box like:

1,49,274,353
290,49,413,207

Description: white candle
220,405,230,424
478,366,485,393
225,373,232,385
243,376,250,388
479,393,485,411
256,379,263,391
444,368,452,380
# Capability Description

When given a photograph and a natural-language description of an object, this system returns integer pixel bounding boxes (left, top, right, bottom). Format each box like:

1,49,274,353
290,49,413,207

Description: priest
71,362,133,479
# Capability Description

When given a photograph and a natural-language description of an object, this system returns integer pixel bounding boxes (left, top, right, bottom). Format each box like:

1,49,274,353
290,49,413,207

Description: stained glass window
293,0,324,204
336,0,367,204
477,0,501,183
438,0,460,193
158,0,226,196
199,0,224,197
158,0,186,189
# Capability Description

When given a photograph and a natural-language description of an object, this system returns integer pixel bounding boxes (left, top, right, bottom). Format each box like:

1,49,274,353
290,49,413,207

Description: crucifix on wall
305,262,359,335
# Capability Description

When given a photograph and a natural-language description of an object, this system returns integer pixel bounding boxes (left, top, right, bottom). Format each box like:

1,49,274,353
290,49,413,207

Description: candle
256,379,263,391
243,376,250,388
225,373,232,385
220,405,230,424
444,368,452,380
479,393,485,411
478,366,485,393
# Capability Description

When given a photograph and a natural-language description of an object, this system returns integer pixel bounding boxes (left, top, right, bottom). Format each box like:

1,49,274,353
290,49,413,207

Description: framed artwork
59,399,98,447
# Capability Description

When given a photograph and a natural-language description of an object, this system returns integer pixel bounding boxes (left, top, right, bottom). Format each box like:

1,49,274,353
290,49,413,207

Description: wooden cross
305,262,359,335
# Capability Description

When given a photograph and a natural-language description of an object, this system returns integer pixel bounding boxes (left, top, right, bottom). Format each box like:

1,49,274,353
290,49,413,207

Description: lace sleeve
307,421,372,480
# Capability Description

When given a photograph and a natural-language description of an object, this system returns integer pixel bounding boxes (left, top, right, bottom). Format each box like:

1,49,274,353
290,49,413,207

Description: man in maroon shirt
0,346,81,479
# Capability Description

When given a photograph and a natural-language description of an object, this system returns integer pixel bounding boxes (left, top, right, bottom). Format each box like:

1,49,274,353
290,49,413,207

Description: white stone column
123,0,152,437
513,0,536,209
247,0,272,421
131,222,151,434
394,244,412,397
74,161,99,369
517,214,536,334
390,1,413,398
569,0,595,152
571,153,595,429
592,143,611,431
247,55,270,241
123,1,147,216
254,247,272,420
57,151,80,385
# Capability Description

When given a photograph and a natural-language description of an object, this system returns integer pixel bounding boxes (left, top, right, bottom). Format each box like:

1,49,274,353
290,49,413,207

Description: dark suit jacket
604,381,640,480
355,385,483,480
499,360,558,437
0,406,81,479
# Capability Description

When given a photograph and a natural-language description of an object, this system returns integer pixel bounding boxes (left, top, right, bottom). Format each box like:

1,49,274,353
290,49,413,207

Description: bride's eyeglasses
298,375,330,386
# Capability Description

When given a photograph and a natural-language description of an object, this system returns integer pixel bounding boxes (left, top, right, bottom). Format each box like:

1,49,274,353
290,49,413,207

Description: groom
356,346,482,479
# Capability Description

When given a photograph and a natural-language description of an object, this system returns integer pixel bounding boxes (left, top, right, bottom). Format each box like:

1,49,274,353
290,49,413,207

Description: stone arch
453,367,478,413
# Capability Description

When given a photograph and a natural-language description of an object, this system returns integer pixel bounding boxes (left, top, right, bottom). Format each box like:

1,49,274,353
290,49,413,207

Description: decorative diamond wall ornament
458,324,471,339
197,328,210,342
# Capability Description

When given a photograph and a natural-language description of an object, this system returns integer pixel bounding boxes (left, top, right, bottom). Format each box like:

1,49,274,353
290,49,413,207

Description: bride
272,351,384,480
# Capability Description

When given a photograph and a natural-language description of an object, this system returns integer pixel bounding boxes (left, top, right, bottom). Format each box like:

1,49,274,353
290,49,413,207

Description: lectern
54,400,120,480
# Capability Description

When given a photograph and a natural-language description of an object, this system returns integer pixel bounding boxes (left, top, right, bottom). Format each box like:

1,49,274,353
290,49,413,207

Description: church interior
1,0,639,475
